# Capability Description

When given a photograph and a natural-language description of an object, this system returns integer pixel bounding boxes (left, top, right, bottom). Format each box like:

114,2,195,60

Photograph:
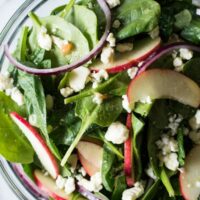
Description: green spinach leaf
177,128,185,166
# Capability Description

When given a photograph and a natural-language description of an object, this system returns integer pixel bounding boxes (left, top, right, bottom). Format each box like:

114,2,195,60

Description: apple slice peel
10,112,59,179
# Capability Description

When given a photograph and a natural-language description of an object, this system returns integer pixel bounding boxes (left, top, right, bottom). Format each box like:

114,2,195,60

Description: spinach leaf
177,128,185,166
61,96,123,166
111,175,127,200
131,113,145,181
0,92,33,163
28,14,90,67
134,102,153,117
115,0,160,40
101,145,116,191
65,5,98,49
174,9,192,29
60,0,75,18
29,48,46,66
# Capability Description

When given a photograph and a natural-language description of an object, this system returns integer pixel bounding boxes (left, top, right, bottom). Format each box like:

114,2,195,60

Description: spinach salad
2,0,200,199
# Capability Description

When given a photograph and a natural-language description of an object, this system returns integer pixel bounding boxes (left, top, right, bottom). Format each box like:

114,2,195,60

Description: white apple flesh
34,170,69,200
10,112,59,179
180,145,200,200
76,141,103,176
90,37,161,73
127,69,200,110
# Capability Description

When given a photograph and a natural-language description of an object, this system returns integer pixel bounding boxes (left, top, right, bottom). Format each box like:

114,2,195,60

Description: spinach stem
28,12,42,28
19,26,29,62
60,0,75,18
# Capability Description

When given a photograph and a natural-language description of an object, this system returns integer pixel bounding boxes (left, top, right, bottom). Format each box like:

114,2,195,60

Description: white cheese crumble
78,172,103,192
196,8,200,16
106,33,116,47
79,167,87,177
112,20,121,29
116,43,133,53
11,87,24,106
140,96,152,104
179,48,193,60
167,114,183,136
28,114,37,127
163,153,179,171
64,177,76,195
173,57,183,72
122,95,131,113
122,182,144,200
45,95,54,110
189,110,200,130
91,69,109,83
56,175,66,190
37,26,52,51
145,165,157,180
92,92,105,105
0,73,13,91
52,36,69,49
100,45,114,64
105,121,129,144
149,26,160,39
68,67,90,92
196,181,200,188
127,67,138,79
106,0,120,8
60,87,74,98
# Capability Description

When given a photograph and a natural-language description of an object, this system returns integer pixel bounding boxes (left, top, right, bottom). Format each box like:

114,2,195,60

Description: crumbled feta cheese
92,81,99,89
37,26,52,51
105,121,129,144
122,182,144,200
196,181,200,188
196,8,200,16
46,95,54,110
78,172,102,192
167,114,183,136
179,48,193,60
52,36,69,49
28,114,37,126
0,73,13,91
116,43,133,53
91,69,109,83
149,26,160,39
189,110,200,130
68,67,90,92
106,0,120,8
112,20,121,29
172,50,178,59
122,95,131,113
92,92,105,105
127,67,138,79
75,174,83,181
79,167,87,177
64,177,76,195
56,175,66,190
106,33,116,47
11,87,24,106
189,130,200,144
163,153,179,171
100,45,114,64
145,165,157,180
173,57,183,72
60,87,74,98
140,96,152,104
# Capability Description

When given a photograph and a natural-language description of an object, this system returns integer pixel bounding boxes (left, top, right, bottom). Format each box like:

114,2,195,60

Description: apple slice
10,112,59,179
76,141,103,176
128,69,200,110
90,37,161,73
124,114,135,186
34,170,70,200
179,145,200,200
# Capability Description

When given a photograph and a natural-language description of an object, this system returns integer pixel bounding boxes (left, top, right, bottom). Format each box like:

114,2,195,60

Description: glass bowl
0,1,66,199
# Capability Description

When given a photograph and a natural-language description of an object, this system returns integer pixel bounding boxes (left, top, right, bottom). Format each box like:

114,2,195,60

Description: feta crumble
163,153,179,171
46,95,54,110
173,57,183,72
106,33,116,47
0,73,13,91
37,26,52,51
189,110,200,130
68,67,90,92
122,95,131,113
196,181,200,188
79,167,87,177
112,20,121,29
106,0,120,8
100,45,114,64
28,114,37,127
122,182,144,200
140,96,152,104
167,114,183,136
56,175,66,190
179,48,193,60
196,8,200,16
145,165,157,180
92,92,105,105
91,69,109,83
64,177,76,195
11,87,24,106
127,67,138,79
116,43,133,53
105,121,129,144
60,87,74,98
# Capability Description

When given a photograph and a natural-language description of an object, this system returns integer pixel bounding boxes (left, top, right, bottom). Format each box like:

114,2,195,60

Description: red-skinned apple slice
76,141,103,176
90,37,161,73
10,112,59,179
124,114,135,186
34,170,70,200
127,69,200,110
179,145,200,200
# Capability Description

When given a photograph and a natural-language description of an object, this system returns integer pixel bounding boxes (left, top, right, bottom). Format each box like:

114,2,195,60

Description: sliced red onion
78,186,101,200
4,0,111,75
137,42,200,75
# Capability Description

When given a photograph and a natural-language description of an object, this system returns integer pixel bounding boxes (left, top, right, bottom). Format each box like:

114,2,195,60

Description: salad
1,0,200,199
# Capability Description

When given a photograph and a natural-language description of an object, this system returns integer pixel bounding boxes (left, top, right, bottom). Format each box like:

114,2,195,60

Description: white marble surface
0,1,24,199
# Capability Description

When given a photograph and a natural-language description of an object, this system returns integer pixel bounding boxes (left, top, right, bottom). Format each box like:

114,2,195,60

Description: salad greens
1,0,200,200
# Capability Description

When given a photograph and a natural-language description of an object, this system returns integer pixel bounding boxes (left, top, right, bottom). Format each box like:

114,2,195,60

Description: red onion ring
4,0,111,75
137,42,200,75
